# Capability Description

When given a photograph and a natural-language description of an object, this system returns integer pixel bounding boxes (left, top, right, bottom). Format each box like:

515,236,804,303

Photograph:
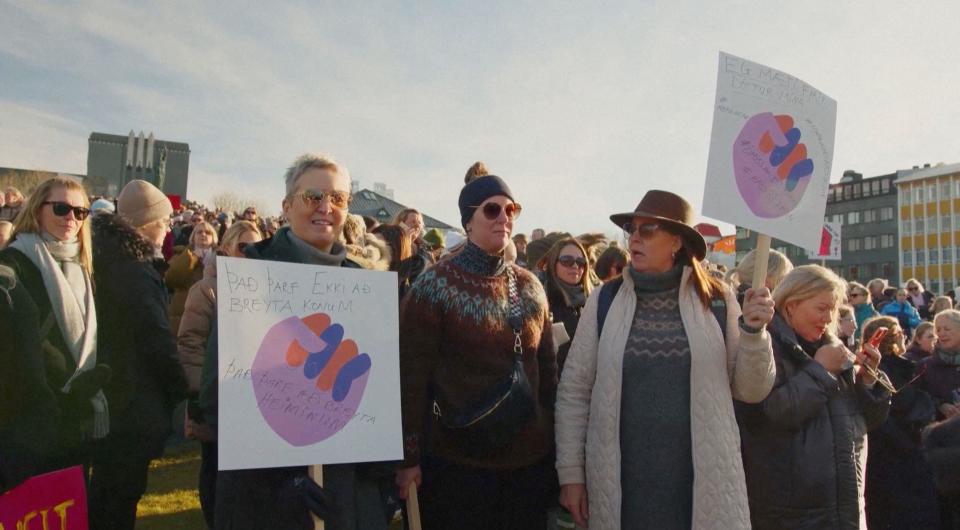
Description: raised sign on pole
806,222,842,260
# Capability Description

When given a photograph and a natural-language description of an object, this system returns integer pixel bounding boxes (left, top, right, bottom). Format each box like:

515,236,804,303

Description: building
349,188,455,230
87,131,190,198
736,170,899,284
896,162,960,295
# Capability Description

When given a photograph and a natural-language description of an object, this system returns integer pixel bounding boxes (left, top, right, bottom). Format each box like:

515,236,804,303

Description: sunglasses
43,201,90,221
558,255,587,268
622,221,661,237
908,286,919,291
237,242,251,253
295,189,351,210
849,292,864,298
471,202,522,221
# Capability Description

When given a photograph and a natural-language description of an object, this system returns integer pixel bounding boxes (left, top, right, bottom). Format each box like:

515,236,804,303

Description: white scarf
10,232,109,438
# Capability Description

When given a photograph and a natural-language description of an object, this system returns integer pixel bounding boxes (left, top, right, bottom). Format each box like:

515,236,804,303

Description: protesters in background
848,281,879,337
906,321,937,362
214,153,391,530
371,224,417,296
861,315,940,530
737,265,891,530
513,233,528,268
882,288,923,338
397,174,557,530
906,278,936,320
0,186,25,222
241,206,258,223
556,190,775,530
538,237,594,371
0,177,109,492
421,228,445,263
723,248,793,305
90,198,116,216
931,296,954,320
340,213,391,272
917,310,960,422
531,228,545,241
593,243,628,282
869,278,892,311
922,415,960,529
0,220,12,247
89,180,188,530
177,220,262,528
837,305,858,349
167,221,218,336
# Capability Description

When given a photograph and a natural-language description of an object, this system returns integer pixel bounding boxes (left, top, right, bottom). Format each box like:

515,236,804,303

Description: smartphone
866,328,889,349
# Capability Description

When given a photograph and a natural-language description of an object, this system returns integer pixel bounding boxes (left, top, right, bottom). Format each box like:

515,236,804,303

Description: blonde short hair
219,220,262,254
189,221,219,249
773,265,847,335
848,281,871,304
935,309,960,329
725,248,793,290
283,153,351,196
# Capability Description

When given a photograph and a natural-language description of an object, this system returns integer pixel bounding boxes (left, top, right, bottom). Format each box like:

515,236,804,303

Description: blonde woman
737,265,891,530
0,177,110,491
847,281,878,335
724,248,793,305
930,296,954,320
166,220,218,335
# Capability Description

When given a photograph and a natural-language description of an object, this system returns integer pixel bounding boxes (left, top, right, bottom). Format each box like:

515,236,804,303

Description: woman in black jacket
88,180,188,530
537,236,593,371
736,265,892,530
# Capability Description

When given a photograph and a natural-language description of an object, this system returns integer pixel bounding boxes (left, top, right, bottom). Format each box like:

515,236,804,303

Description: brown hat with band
609,190,707,260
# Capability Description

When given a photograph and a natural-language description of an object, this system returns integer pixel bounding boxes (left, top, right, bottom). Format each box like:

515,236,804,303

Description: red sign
0,466,88,529
166,194,182,211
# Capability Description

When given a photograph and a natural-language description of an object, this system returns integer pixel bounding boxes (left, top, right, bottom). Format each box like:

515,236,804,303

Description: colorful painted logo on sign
251,313,372,446
733,112,815,218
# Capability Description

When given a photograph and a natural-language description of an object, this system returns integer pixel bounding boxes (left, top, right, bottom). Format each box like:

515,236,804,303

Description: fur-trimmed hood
92,212,157,264
345,236,392,272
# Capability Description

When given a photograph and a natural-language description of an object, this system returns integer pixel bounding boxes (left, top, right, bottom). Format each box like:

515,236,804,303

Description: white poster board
805,222,842,260
703,51,837,250
216,257,402,471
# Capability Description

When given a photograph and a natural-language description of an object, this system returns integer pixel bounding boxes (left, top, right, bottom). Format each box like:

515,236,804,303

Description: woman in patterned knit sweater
395,175,557,529
555,190,777,530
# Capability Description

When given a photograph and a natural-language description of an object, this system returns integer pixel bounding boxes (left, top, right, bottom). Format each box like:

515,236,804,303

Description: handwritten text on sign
217,257,402,471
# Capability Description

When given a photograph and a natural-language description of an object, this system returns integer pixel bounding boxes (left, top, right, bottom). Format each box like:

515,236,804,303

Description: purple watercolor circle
733,112,813,218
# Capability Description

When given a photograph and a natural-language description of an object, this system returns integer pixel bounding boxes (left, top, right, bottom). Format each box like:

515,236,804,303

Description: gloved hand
281,474,339,522
68,364,112,401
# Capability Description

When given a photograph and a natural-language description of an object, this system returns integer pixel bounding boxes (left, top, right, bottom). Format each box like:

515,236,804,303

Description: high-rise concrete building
896,162,960,295
87,131,190,198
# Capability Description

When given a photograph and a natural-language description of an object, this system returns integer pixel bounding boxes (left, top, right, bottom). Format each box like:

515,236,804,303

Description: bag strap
710,296,728,343
506,266,523,358
596,277,623,339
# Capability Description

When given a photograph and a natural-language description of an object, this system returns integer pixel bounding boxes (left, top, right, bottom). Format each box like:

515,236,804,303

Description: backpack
596,277,728,341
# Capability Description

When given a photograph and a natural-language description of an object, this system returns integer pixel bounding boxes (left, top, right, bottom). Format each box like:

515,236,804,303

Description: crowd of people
2,157,960,530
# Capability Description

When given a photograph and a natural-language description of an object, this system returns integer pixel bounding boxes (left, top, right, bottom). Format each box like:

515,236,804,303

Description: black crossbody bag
432,266,536,456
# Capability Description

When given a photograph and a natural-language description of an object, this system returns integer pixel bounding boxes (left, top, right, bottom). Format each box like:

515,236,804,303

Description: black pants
420,454,554,530
88,424,168,530
199,441,217,529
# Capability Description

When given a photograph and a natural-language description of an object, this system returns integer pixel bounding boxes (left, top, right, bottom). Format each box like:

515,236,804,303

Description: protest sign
806,222,842,260
703,51,837,251
216,257,402,471
0,466,87,530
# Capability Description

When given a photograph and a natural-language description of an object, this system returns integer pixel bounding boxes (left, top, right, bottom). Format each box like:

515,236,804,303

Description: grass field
136,441,206,530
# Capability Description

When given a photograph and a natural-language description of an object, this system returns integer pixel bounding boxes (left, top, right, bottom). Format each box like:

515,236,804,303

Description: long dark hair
371,224,412,271
664,225,725,308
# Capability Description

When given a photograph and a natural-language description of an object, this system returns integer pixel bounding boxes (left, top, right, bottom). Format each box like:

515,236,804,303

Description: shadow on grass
137,441,206,529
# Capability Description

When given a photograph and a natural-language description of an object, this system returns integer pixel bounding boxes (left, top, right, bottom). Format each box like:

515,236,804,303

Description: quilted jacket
555,266,775,529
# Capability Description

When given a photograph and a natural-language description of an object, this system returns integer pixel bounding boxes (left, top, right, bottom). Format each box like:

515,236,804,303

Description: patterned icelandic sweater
399,241,557,469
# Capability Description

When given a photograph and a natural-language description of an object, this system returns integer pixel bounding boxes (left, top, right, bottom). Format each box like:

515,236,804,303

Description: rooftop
350,188,456,230
894,161,960,184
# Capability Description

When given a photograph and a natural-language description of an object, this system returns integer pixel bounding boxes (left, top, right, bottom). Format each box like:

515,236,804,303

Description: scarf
285,227,348,266
557,278,587,308
9,232,109,438
910,292,925,307
936,345,960,366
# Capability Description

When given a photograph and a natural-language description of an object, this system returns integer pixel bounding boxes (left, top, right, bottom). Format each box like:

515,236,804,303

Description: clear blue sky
3,1,959,238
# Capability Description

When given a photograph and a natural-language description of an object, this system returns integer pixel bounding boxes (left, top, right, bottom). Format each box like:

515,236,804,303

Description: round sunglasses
471,201,522,221
557,255,587,268
42,201,91,221
295,189,351,210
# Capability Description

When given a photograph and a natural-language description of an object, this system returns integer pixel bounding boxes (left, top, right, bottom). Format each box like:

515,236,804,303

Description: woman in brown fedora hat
555,189,777,529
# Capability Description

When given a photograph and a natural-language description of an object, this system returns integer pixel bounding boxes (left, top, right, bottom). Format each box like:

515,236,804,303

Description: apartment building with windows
897,162,960,295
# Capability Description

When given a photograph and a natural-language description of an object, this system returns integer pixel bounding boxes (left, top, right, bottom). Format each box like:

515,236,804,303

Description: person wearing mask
906,321,937,362
860,316,939,530
0,177,110,492
918,310,960,422
555,190,776,530
214,154,390,530
723,248,793,305
396,174,557,529
0,186,25,222
167,220,218,336
176,220,262,528
737,265,891,530
847,281,879,336
538,237,593,371
88,180,188,530
882,288,923,338
905,278,936,320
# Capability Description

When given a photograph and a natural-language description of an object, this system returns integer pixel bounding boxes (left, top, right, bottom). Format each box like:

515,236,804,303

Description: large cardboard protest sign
217,257,402,471
806,222,842,260
0,466,88,530
703,52,837,250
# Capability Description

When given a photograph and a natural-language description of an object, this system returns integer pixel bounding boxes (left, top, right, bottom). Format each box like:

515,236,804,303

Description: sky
3,0,960,239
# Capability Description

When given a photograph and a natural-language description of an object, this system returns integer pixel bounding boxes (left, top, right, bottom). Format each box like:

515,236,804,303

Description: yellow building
897,162,960,295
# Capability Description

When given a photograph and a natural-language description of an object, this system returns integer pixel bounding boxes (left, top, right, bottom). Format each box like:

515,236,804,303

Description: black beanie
458,175,515,227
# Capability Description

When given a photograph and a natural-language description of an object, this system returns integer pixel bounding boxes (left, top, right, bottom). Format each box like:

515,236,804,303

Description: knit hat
117,180,173,227
457,175,515,227
422,228,445,250
90,198,116,214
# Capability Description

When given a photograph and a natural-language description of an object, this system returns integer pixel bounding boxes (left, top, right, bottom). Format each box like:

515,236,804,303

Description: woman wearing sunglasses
538,237,593,371
555,190,776,530
397,174,558,529
859,316,940,530
736,265,891,530
175,220,262,527
0,177,110,493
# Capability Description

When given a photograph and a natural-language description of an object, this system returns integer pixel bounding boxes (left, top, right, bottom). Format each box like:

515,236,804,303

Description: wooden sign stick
752,234,771,292
407,482,422,530
310,464,324,530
